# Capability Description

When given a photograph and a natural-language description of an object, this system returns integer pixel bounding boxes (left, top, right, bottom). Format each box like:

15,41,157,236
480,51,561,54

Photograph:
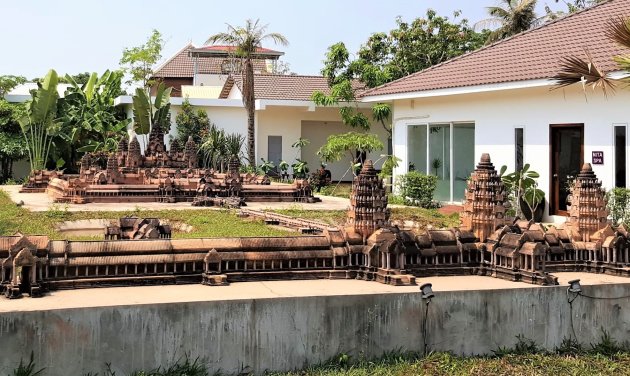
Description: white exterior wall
195,74,228,87
392,85,630,217
257,106,388,181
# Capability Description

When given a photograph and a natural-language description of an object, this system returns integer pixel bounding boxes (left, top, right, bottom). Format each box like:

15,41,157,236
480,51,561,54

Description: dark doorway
550,124,584,215
19,266,31,294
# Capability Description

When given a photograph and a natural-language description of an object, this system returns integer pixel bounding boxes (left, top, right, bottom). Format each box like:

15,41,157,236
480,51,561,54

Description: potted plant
432,158,442,176
279,160,290,181
291,159,309,179
500,164,546,222
259,158,275,175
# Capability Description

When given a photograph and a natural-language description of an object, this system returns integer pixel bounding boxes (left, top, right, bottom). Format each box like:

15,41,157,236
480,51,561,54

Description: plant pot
520,198,546,222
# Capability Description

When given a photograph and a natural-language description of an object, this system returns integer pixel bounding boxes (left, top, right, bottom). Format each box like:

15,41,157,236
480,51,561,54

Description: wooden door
550,124,584,215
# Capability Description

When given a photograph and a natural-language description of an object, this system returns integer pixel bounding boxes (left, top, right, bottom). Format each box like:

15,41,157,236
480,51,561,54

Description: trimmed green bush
396,171,437,208
607,188,630,225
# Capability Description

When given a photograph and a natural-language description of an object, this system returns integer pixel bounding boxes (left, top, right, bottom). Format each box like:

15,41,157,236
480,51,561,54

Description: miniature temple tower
567,163,609,242
116,135,128,167
184,136,198,169
460,154,509,242
347,160,390,239
126,136,142,168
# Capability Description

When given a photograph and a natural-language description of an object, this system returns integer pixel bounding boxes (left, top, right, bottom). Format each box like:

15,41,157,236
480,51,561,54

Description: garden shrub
607,188,630,225
396,171,437,208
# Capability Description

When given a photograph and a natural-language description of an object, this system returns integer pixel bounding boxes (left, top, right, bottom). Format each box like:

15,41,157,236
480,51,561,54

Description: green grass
268,352,630,376
0,190,293,240
272,207,460,230
9,352,630,376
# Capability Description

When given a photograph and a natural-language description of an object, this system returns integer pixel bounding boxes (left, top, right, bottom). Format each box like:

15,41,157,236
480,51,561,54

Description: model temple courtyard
3,0,630,375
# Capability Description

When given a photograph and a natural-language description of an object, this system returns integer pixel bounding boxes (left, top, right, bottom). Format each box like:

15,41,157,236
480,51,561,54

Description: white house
361,0,630,221
115,44,388,181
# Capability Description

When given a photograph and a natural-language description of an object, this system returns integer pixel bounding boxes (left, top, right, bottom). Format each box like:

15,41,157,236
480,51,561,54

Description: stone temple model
26,122,318,205
4,155,630,299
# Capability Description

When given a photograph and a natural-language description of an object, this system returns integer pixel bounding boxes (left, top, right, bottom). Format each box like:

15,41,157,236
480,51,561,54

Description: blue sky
0,1,565,79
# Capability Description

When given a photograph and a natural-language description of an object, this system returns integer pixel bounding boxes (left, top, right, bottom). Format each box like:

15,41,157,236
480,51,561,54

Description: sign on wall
592,151,604,165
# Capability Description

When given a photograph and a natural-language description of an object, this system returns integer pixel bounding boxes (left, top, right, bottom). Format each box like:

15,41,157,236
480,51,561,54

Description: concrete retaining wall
2,284,630,375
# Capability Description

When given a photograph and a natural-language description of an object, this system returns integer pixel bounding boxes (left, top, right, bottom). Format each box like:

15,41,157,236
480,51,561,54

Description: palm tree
206,19,288,165
477,0,540,43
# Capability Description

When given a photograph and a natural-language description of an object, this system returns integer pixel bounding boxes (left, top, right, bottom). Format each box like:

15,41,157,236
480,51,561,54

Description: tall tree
0,100,27,182
175,98,211,145
478,0,540,43
312,10,487,152
546,0,606,20
119,29,164,90
206,19,288,165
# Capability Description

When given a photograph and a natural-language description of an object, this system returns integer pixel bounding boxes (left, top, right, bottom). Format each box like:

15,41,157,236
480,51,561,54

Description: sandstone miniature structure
22,123,318,205
3,156,630,299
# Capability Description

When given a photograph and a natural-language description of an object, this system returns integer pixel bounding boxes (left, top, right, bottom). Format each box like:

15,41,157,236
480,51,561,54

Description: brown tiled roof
153,44,270,78
222,74,334,101
361,0,630,98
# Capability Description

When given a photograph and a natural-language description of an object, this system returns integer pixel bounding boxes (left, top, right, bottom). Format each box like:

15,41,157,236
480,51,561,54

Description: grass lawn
0,190,293,239
273,207,460,229
267,352,630,376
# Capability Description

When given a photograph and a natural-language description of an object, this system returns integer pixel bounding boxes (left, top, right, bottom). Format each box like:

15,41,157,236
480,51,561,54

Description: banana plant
132,82,171,136
18,69,61,171
60,70,129,161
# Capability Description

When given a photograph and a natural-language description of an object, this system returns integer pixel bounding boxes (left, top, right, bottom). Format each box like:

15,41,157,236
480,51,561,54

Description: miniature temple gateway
22,123,319,205
4,156,630,299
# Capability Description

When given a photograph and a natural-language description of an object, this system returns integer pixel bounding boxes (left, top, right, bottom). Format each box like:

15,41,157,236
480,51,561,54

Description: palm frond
606,16,630,50
552,50,616,97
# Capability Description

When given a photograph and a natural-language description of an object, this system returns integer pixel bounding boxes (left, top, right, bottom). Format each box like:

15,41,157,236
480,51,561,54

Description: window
268,136,282,170
515,127,524,171
615,125,627,188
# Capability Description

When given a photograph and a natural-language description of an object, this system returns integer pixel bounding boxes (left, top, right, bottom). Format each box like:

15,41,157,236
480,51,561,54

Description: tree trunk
242,58,256,165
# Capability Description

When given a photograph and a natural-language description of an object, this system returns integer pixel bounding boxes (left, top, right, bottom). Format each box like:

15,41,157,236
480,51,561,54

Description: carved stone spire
567,163,608,242
347,160,390,239
460,153,509,242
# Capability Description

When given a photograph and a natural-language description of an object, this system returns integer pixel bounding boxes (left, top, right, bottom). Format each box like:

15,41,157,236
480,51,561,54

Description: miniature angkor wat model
22,123,318,205
4,156,630,299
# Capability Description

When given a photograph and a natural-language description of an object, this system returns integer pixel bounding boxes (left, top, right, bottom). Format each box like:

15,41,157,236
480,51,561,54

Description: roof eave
361,78,555,102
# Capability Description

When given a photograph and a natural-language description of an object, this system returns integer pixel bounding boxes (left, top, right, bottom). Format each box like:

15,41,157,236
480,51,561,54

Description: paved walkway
1,272,627,313
0,185,352,212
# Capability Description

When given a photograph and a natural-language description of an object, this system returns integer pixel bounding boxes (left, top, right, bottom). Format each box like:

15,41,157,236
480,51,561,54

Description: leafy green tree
317,132,384,176
478,0,540,43
0,100,27,181
175,98,211,145
119,29,164,90
18,69,62,171
313,10,486,133
206,19,289,165
0,75,26,98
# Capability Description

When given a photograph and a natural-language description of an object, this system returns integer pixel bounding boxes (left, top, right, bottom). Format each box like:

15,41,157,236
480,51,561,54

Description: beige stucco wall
256,105,389,180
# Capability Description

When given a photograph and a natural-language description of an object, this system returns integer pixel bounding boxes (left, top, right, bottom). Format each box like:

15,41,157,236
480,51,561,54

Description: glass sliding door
407,122,475,203
452,123,475,201
408,124,428,174
429,124,451,201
